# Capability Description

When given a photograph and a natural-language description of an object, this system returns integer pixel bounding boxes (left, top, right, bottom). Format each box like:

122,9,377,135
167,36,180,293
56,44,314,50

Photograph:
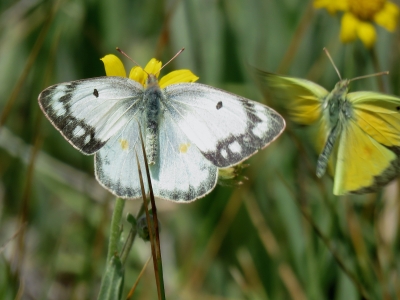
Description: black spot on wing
396,106,400,111
39,83,106,154
93,89,99,97
203,100,285,168
216,101,223,110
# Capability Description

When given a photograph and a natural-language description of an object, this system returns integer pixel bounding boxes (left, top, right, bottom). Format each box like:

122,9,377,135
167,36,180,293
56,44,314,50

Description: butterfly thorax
325,80,350,127
143,74,163,165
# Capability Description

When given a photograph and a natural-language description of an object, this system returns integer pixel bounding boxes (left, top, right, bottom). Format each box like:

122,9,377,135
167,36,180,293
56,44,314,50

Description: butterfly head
146,73,160,87
332,79,350,98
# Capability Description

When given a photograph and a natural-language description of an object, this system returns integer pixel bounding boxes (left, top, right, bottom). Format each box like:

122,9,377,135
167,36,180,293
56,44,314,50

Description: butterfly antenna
116,47,149,75
158,48,185,75
349,71,389,82
323,47,342,80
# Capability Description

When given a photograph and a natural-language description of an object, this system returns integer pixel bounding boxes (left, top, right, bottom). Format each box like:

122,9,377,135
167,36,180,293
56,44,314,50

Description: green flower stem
106,198,125,263
120,204,145,264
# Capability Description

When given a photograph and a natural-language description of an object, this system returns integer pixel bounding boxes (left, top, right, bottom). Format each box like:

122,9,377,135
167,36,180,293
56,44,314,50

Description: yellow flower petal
159,70,199,89
374,2,399,31
129,66,147,86
314,0,347,14
357,21,377,48
100,54,127,77
144,58,162,78
340,12,359,43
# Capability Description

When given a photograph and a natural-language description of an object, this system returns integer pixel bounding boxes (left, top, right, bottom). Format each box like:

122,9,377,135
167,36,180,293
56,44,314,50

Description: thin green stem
120,204,145,265
277,1,314,74
157,249,165,300
106,198,125,263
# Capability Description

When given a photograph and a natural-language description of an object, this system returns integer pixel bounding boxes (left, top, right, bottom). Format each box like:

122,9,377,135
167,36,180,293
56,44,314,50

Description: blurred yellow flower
100,55,199,88
314,0,347,14
314,0,399,48
341,0,399,48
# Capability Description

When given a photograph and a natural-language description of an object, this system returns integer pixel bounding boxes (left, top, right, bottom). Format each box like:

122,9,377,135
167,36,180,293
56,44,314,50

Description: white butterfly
38,56,285,202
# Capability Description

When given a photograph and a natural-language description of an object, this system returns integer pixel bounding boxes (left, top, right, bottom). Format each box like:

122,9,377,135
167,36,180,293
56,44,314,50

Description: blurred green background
1,0,400,299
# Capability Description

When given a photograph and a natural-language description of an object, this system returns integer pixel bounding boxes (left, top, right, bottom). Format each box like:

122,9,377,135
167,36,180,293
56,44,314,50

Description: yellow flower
100,54,199,88
340,0,399,48
314,0,348,14
314,0,399,48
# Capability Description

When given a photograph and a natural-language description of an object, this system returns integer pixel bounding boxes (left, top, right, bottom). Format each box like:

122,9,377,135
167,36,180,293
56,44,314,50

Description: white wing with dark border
38,76,144,154
162,83,285,168
95,110,217,202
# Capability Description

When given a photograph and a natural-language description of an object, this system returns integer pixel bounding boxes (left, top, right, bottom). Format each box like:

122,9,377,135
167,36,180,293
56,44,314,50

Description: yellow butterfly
253,49,400,195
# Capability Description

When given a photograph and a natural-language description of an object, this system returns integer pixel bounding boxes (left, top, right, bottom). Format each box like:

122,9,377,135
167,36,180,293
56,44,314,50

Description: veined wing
333,118,398,195
38,76,144,154
349,91,400,147
95,109,218,202
162,83,285,168
252,69,328,125
151,109,218,202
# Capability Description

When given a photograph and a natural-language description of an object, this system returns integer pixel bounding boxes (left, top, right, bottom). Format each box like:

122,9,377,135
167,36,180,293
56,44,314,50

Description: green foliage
97,255,124,300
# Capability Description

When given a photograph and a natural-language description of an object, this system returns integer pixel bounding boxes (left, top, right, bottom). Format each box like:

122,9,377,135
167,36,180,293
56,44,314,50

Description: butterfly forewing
349,91,400,147
38,76,144,154
252,69,329,125
162,83,285,168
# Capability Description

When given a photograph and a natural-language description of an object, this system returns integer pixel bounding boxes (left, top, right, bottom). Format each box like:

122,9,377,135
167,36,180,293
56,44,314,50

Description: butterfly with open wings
253,48,400,195
38,52,285,202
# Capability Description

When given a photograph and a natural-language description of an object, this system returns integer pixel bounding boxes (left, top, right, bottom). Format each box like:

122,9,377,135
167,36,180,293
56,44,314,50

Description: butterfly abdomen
143,79,163,165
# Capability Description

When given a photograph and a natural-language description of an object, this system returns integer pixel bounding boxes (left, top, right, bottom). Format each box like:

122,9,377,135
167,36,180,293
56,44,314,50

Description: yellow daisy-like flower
314,0,399,48
341,0,399,48
100,54,199,88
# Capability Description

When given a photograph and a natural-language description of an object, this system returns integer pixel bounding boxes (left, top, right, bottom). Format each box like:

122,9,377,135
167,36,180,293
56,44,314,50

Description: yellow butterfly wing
350,92,400,147
253,70,337,174
252,70,329,125
333,92,400,195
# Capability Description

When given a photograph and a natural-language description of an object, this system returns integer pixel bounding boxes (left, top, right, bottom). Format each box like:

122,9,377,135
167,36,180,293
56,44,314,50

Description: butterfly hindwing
334,118,398,195
162,83,285,168
38,76,144,154
95,113,143,199
95,109,218,202
151,110,218,201
328,91,400,194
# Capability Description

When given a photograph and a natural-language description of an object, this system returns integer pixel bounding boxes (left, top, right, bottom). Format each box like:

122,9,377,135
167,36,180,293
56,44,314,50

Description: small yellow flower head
314,0,399,48
100,55,199,89
341,0,399,48
348,0,385,20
